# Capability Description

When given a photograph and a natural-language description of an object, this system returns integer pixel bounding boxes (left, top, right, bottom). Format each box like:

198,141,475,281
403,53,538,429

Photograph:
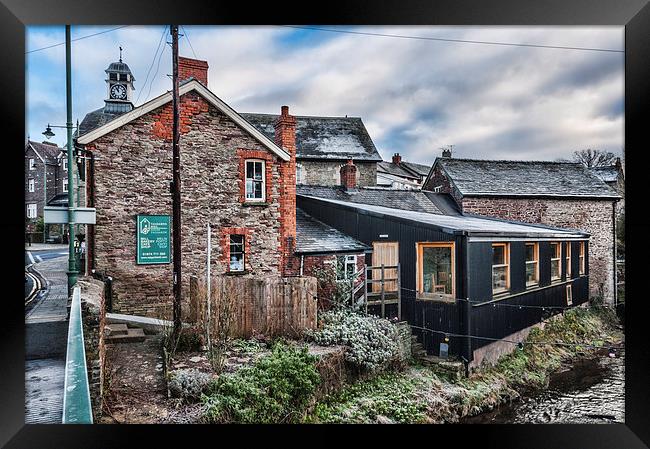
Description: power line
144,37,169,103
135,26,167,105
26,25,130,54
181,25,198,59
278,25,624,54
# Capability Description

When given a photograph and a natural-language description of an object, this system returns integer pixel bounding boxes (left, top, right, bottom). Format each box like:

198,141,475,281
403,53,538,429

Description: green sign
136,215,171,264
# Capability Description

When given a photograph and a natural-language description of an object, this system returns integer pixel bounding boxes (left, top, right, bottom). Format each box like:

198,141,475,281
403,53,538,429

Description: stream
462,347,625,424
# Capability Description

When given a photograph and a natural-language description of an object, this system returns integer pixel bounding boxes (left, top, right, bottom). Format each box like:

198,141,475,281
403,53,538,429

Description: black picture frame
3,0,648,447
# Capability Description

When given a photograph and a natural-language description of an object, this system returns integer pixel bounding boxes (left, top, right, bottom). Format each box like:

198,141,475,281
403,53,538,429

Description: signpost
136,215,171,265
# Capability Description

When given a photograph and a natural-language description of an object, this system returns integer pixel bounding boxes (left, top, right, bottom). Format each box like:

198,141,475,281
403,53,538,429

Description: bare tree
572,149,618,168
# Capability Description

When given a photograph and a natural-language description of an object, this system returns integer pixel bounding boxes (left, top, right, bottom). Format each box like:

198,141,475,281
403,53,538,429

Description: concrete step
105,323,128,336
106,327,146,344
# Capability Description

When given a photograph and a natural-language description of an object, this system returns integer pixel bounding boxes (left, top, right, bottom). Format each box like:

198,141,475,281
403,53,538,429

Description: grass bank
306,305,623,423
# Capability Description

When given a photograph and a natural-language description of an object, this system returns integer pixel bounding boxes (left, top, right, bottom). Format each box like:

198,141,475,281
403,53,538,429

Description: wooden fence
190,275,318,339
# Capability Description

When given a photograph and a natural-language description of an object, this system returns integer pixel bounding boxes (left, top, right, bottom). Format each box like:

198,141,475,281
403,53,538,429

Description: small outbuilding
298,189,590,369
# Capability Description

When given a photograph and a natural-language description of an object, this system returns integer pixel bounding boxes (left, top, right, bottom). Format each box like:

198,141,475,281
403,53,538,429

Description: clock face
110,83,127,100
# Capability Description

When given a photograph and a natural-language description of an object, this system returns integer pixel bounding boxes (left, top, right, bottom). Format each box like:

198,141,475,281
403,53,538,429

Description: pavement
25,254,69,424
25,243,69,252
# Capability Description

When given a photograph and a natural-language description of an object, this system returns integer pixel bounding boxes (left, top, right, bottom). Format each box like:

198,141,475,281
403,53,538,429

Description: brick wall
461,197,617,304
178,57,208,86
299,253,366,309
87,91,291,318
300,160,377,187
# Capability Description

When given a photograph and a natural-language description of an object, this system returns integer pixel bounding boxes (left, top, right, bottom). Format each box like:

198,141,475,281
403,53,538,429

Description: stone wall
461,197,617,304
87,92,292,318
425,164,618,304
78,277,106,421
300,160,377,187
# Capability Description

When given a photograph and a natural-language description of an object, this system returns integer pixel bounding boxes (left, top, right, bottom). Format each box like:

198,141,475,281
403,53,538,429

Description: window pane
493,266,508,291
551,243,560,258
254,162,263,180
422,246,452,295
526,262,538,284
229,235,244,271
253,181,262,198
245,180,254,198
493,245,505,265
525,244,536,262
551,260,560,279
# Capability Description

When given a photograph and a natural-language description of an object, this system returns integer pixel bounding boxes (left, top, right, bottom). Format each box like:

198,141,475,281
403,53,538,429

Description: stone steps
105,324,146,344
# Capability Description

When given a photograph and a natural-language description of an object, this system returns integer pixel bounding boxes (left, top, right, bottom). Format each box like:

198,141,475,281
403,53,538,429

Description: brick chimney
392,153,402,165
340,159,357,190
274,105,297,276
178,56,209,86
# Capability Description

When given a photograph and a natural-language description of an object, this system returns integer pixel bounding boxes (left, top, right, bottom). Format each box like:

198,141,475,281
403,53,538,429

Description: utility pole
171,25,182,341
65,25,78,295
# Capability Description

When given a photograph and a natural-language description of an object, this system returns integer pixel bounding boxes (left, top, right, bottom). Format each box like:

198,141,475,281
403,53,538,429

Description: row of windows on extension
416,241,586,300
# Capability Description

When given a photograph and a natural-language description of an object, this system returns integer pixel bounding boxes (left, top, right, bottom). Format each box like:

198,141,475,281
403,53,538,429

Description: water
463,348,625,424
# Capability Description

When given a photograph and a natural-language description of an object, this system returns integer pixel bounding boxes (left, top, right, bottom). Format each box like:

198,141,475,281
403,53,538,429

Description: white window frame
245,159,265,202
296,163,304,185
336,255,357,281
28,178,35,193
550,242,561,281
27,203,37,219
63,178,68,193
29,158,35,170
62,158,68,171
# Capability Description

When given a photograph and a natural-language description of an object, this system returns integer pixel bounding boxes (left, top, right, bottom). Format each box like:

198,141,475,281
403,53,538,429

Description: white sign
44,207,96,224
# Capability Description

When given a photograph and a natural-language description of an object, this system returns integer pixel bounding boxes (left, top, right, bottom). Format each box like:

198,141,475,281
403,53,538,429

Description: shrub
168,368,213,402
201,342,321,423
308,310,400,372
175,326,204,353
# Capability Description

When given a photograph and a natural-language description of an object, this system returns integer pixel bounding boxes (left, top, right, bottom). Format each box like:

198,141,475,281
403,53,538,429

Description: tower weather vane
119,46,123,62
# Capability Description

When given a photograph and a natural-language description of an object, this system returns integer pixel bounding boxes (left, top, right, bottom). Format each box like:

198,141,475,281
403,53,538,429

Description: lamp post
41,27,78,294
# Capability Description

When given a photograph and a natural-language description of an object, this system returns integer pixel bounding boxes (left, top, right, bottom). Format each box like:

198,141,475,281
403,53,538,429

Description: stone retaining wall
77,277,106,420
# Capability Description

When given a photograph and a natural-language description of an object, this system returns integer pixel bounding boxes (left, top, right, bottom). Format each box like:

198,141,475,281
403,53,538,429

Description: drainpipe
613,201,617,307
463,235,472,376
300,255,304,276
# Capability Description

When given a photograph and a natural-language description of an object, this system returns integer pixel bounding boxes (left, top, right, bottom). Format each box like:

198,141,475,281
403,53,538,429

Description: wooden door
372,241,399,292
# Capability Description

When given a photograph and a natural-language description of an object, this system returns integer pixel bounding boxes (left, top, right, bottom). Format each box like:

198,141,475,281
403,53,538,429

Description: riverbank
307,305,624,423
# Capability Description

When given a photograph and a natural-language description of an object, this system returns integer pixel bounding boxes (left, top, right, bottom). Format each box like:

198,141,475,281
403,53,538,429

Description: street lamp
42,124,55,139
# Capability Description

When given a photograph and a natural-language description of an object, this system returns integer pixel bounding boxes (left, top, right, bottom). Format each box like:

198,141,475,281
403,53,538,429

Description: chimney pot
392,153,402,165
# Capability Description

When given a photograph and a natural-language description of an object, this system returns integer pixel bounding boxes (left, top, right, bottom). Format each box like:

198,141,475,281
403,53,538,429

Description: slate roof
295,208,370,254
301,196,589,239
28,140,62,162
590,165,620,184
240,113,382,161
377,161,420,180
434,158,620,199
400,161,431,177
297,185,460,215
77,107,126,137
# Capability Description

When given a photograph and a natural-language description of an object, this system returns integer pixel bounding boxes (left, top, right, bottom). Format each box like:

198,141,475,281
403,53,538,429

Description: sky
25,25,624,165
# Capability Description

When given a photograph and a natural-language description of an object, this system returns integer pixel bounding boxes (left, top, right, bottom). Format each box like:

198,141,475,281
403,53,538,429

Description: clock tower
104,47,135,114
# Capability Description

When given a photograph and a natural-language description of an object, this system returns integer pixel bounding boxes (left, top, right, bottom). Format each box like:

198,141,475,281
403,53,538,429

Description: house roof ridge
439,157,583,166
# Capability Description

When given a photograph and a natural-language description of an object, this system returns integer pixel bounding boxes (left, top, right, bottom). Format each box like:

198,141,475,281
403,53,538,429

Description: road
25,245,69,304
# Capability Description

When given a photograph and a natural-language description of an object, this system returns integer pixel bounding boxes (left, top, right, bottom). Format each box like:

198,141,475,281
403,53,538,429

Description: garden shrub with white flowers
308,310,401,372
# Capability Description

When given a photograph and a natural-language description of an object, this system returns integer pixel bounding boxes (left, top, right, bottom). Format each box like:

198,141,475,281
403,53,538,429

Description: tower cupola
104,47,135,113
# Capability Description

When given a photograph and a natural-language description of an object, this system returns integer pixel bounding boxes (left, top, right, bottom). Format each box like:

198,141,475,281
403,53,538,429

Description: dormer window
245,160,265,202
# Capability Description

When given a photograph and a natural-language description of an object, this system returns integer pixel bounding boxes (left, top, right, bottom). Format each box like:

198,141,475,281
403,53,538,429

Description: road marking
58,252,68,255
27,251,35,265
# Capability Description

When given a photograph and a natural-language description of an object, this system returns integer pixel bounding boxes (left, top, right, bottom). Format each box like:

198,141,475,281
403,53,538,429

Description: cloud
26,25,624,163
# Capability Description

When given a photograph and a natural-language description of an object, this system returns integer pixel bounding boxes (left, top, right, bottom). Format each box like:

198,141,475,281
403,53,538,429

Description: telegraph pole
171,25,182,341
